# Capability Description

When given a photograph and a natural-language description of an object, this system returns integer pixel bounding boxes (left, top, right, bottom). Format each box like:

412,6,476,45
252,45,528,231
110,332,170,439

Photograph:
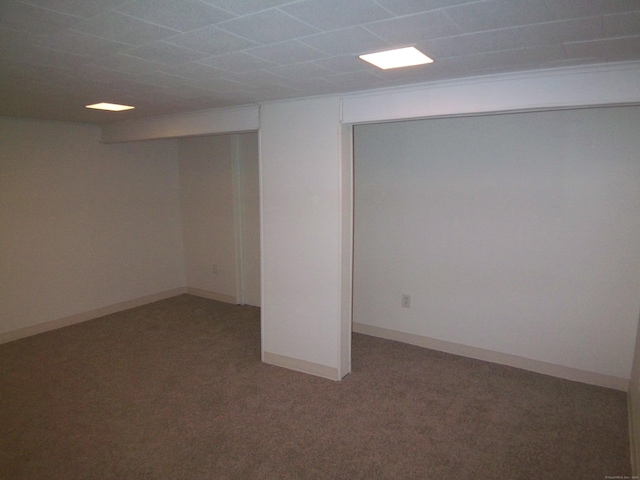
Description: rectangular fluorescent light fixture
359,47,433,70
86,102,135,111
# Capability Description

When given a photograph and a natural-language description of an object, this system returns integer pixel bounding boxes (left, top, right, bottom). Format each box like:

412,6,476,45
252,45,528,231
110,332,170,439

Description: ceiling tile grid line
1,0,640,124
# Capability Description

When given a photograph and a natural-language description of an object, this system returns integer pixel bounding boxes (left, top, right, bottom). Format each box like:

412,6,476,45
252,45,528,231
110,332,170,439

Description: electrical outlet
401,294,411,308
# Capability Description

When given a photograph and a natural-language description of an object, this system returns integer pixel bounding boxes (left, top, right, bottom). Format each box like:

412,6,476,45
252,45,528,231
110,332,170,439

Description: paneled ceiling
1,0,639,124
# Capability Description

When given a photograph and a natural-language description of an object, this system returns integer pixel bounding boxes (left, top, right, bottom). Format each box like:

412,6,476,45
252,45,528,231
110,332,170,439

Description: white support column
259,96,350,380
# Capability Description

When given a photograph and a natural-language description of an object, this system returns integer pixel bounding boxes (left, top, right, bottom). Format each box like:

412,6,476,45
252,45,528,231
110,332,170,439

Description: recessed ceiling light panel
86,102,135,111
359,47,434,70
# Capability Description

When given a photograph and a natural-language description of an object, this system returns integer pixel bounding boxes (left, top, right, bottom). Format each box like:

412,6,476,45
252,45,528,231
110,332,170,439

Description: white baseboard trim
353,322,629,392
0,287,188,344
186,287,236,304
262,351,340,381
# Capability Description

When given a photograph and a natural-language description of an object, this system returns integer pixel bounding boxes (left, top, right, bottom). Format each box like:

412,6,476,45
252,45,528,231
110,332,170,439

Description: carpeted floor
0,294,631,479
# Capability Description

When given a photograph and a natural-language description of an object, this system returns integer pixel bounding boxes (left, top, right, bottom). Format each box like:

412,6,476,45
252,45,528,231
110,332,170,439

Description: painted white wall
630,313,640,474
178,133,260,304
236,132,261,307
260,97,349,377
178,135,237,300
0,117,186,335
93,62,640,384
353,107,640,380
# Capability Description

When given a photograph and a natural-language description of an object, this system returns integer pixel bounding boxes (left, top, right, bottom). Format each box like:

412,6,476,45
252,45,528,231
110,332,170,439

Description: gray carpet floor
0,294,631,479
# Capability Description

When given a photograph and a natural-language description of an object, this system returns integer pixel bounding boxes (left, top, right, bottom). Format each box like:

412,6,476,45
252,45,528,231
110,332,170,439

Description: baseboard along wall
262,351,341,381
0,287,239,345
185,287,237,305
1,293,628,393
353,322,629,392
0,288,189,345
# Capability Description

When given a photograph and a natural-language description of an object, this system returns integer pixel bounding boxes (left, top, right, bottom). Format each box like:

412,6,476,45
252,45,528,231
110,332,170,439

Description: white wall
0,117,186,336
353,107,640,381
93,62,640,386
260,96,350,379
178,133,260,305
630,315,640,473
236,132,261,307
178,135,237,301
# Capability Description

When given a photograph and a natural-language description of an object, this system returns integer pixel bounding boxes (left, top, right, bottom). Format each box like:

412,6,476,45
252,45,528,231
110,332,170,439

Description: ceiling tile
300,26,391,56
444,0,554,33
541,0,606,19
602,0,640,14
313,55,371,74
199,0,292,16
278,77,337,95
0,1,79,35
564,36,640,61
161,62,228,82
218,90,261,104
508,43,569,68
157,84,220,99
0,28,34,57
424,17,603,59
2,0,640,124
31,30,130,57
604,11,640,37
155,95,227,112
367,63,439,84
96,77,165,95
325,69,387,91
281,0,393,30
427,44,567,79
198,51,275,73
2,43,88,68
87,53,166,76
19,0,131,18
230,69,290,88
243,83,302,100
125,42,211,66
0,60,76,86
0,62,78,92
246,40,327,64
365,10,462,44
192,76,254,94
70,11,179,45
265,61,333,80
136,71,196,89
167,25,258,55
114,0,235,32
218,9,320,44
75,65,139,83
373,0,484,16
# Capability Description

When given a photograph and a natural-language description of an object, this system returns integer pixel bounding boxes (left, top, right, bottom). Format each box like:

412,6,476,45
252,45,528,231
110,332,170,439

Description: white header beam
342,62,640,125
100,104,259,143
